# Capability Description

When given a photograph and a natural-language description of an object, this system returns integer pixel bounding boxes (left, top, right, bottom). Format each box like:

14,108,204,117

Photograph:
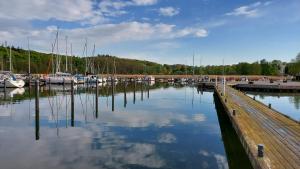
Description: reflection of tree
292,96,300,110
259,94,265,99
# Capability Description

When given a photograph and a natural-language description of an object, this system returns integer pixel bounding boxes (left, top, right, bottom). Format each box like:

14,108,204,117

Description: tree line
0,46,299,76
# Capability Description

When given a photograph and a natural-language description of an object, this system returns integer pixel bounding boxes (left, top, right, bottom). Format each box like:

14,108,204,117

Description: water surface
0,83,252,169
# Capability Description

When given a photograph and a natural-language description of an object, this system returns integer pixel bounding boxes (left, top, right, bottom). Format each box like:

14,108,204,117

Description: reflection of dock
215,85,300,169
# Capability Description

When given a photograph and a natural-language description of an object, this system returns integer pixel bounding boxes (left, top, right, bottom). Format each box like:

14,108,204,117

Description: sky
0,0,299,65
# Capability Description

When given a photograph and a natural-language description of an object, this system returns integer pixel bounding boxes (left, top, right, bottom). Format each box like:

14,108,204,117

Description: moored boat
44,72,77,84
0,71,25,88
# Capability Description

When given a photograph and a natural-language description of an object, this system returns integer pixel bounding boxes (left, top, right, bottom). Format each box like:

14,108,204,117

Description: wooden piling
133,81,136,104
95,79,99,118
141,82,143,101
35,80,40,140
124,82,127,108
111,79,115,112
71,80,75,126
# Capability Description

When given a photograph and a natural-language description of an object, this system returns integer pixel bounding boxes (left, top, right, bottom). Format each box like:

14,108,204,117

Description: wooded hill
0,46,299,76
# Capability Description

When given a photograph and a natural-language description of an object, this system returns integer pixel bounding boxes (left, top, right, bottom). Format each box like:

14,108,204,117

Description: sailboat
0,44,25,88
45,30,77,84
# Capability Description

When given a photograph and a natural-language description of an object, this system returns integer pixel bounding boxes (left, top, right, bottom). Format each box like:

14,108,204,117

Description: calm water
247,92,300,121
0,83,252,169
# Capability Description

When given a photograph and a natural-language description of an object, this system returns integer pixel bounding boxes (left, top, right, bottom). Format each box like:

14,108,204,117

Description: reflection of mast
192,86,194,108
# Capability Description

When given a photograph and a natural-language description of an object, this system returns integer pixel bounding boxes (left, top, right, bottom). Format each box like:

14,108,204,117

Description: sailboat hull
0,79,25,88
45,77,77,84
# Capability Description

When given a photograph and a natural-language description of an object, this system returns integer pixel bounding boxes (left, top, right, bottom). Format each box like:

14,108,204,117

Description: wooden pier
215,85,300,169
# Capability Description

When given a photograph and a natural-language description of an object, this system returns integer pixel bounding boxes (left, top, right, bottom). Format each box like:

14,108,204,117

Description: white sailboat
0,44,25,88
45,28,77,84
0,71,25,88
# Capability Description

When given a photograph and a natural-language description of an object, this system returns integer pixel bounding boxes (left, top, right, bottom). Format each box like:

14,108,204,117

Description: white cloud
158,133,177,143
0,0,104,24
99,0,158,17
132,0,158,6
198,150,229,169
0,21,207,55
159,7,180,17
0,0,159,25
225,1,271,18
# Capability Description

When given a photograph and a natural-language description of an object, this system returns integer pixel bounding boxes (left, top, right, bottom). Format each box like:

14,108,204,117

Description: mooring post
4,79,6,91
63,78,65,91
141,82,143,101
233,109,236,116
133,80,136,104
268,103,272,109
111,79,115,112
225,98,227,103
124,82,127,108
253,96,256,100
71,80,75,126
258,144,264,157
147,81,150,99
95,78,99,118
35,80,40,140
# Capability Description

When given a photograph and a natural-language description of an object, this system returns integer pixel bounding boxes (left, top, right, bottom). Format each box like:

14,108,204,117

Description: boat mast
56,27,60,73
2,41,7,71
192,52,195,77
91,44,95,74
51,43,54,74
85,38,88,75
28,38,31,75
70,43,72,74
9,45,12,72
113,57,116,77
65,36,68,72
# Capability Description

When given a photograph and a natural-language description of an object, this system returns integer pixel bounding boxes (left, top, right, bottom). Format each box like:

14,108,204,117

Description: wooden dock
215,85,300,169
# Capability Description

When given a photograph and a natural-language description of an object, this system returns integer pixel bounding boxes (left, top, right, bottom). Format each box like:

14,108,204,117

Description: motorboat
144,76,155,81
74,74,86,84
86,75,103,83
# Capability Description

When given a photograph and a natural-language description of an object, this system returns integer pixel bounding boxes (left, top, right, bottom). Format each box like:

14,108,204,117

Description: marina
0,1,300,168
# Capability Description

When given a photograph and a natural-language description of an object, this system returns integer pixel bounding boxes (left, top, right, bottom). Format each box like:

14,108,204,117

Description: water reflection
0,82,252,169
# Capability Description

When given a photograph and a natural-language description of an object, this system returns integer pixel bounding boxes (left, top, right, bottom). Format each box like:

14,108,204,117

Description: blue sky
0,0,299,65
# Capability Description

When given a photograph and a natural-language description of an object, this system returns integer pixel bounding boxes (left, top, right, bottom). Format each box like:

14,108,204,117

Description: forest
0,45,299,76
